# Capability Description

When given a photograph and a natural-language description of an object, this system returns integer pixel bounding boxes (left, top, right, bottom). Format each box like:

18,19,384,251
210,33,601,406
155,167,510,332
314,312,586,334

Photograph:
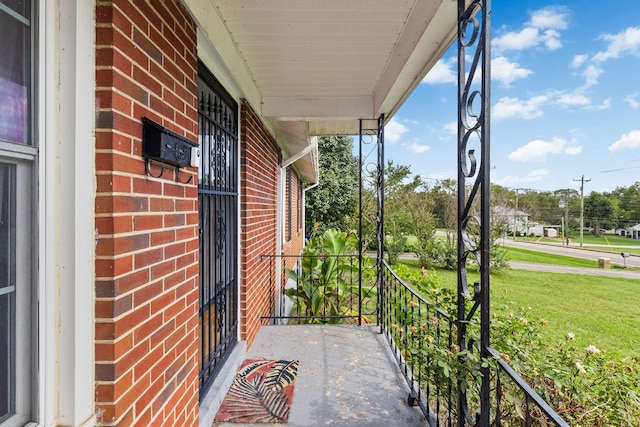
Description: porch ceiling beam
262,96,373,120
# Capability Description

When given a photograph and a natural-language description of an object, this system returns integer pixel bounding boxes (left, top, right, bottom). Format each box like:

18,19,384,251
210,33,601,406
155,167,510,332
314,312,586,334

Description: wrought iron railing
259,251,568,425
380,260,456,425
491,349,569,426
379,260,569,427
259,254,378,325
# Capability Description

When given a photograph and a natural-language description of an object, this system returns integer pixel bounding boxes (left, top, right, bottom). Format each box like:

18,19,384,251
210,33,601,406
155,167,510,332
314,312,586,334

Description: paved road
400,234,640,278
499,239,640,278
509,261,640,279
499,238,640,269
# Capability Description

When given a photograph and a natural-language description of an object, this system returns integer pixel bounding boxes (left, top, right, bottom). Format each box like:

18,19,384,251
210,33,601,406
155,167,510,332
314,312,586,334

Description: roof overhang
186,0,466,182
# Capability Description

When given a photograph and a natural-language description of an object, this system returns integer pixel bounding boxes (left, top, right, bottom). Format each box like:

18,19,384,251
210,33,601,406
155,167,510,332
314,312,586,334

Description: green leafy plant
393,266,640,425
492,310,640,426
284,229,376,323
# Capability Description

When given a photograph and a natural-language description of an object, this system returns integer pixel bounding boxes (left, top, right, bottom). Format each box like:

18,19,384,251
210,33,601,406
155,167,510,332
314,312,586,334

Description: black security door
197,62,238,396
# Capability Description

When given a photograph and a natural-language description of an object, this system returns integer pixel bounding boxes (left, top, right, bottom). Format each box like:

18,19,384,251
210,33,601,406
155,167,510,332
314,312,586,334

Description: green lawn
504,246,599,268
490,269,640,360
517,233,640,255
402,266,640,360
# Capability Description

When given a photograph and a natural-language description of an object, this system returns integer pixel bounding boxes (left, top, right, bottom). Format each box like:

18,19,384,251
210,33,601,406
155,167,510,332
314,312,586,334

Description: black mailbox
142,117,196,167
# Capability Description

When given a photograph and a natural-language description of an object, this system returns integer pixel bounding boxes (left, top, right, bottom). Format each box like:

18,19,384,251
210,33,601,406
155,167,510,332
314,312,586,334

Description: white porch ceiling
189,0,465,182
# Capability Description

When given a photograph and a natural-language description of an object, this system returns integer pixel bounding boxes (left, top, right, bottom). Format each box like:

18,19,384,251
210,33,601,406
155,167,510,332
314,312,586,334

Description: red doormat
214,359,299,424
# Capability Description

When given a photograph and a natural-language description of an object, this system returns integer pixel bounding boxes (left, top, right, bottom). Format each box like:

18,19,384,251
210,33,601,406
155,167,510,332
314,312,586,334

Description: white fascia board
196,30,244,103
262,96,373,121
185,1,265,124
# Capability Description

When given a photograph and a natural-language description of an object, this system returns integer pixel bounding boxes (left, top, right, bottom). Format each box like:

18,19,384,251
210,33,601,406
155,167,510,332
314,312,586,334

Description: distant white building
528,224,544,237
493,206,529,235
628,224,640,239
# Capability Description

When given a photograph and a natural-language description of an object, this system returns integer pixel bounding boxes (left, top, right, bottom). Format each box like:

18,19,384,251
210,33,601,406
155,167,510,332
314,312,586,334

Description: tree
430,179,457,230
584,191,619,235
614,182,640,227
305,136,359,236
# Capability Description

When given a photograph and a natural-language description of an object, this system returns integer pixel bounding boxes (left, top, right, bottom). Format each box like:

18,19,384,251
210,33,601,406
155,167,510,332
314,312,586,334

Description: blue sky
384,1,640,194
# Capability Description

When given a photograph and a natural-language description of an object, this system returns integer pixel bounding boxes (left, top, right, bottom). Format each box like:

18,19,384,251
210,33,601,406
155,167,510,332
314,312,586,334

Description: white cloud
385,119,409,144
608,130,640,151
564,145,582,155
593,26,640,62
493,27,540,52
508,136,582,162
493,169,550,186
571,54,588,68
493,96,547,120
541,29,562,50
437,122,457,142
422,58,456,84
443,122,457,136
406,143,431,154
492,57,533,87
557,93,590,107
582,65,603,88
553,63,607,109
494,7,567,53
587,97,611,111
625,94,640,109
528,8,568,30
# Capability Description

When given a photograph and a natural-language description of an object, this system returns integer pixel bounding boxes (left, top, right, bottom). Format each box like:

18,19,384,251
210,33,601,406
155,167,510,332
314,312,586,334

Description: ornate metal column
457,0,491,425
376,115,385,328
358,116,384,327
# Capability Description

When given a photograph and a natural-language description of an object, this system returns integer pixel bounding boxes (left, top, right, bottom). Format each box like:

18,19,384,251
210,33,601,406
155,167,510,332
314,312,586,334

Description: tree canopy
304,136,359,236
304,138,640,242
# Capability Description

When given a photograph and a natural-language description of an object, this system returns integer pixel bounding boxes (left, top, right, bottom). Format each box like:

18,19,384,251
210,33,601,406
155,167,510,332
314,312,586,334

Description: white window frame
37,1,96,426
0,150,35,427
0,0,37,423
1,1,96,425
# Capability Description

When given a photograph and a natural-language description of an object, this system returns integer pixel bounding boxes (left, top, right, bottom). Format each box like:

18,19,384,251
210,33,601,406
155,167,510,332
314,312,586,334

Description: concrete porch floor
212,324,426,427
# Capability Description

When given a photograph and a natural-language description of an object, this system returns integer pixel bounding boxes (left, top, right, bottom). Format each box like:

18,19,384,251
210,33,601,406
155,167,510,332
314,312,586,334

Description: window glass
0,1,33,424
0,162,16,422
0,0,29,16
0,1,31,145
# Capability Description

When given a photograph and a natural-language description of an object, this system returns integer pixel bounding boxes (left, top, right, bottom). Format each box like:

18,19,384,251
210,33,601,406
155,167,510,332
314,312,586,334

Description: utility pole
573,175,591,248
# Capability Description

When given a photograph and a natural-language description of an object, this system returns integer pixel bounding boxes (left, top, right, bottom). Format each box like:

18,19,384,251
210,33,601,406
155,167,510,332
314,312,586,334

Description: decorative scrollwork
457,0,491,425
210,134,228,188
215,280,226,333
216,209,226,259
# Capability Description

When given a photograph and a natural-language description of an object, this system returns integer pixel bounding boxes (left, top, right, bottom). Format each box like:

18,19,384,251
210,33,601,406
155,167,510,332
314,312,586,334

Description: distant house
528,224,544,237
628,224,640,239
493,206,530,235
615,227,627,236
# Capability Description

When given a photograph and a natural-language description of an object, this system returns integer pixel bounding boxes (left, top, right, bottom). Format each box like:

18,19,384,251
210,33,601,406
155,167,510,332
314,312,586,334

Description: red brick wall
240,100,280,347
283,170,304,258
94,1,199,425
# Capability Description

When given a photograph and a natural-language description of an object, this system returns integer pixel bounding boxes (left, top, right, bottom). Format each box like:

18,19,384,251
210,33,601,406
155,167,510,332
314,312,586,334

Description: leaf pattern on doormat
214,359,299,423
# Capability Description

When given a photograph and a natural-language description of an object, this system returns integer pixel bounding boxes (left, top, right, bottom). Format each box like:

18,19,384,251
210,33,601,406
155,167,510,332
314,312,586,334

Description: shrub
394,267,640,425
